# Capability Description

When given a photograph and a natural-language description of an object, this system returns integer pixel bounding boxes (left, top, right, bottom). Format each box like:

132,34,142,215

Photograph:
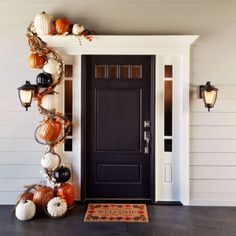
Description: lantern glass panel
19,90,33,104
204,90,217,106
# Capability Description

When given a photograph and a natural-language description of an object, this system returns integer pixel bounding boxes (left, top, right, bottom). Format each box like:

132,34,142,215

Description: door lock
144,131,151,154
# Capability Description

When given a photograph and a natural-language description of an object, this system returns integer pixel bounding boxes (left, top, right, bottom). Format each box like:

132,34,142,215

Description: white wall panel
190,153,236,166
190,166,236,179
190,126,236,139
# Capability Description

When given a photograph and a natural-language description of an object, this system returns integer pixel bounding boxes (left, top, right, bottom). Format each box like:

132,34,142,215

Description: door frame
81,55,156,203
41,35,199,205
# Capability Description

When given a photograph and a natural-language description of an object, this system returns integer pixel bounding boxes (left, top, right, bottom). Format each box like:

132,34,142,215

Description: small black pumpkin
36,73,53,87
53,166,71,183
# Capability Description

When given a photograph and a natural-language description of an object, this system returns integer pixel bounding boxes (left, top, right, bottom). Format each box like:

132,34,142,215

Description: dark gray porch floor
0,204,236,236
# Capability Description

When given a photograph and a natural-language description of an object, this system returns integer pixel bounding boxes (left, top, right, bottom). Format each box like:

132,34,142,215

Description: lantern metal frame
17,81,37,111
199,81,218,112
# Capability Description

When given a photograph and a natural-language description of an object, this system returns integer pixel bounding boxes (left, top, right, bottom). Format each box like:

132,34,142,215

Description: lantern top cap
17,81,36,91
205,81,218,92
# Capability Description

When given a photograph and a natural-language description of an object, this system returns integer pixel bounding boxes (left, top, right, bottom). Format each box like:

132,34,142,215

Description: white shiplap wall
0,0,236,205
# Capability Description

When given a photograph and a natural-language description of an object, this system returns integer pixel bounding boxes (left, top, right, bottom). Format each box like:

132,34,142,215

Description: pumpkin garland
15,11,93,220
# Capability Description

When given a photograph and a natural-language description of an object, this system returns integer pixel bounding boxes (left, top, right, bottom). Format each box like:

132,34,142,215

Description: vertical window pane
164,65,173,78
164,81,172,136
64,65,73,77
164,139,172,152
95,65,106,79
120,65,129,79
108,65,117,79
65,80,73,135
131,65,142,79
64,138,73,152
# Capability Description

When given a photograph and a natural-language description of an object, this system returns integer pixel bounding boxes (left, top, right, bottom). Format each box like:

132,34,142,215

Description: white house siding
0,0,236,205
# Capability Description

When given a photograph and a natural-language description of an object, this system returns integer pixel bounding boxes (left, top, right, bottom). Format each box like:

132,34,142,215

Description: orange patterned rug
84,203,149,222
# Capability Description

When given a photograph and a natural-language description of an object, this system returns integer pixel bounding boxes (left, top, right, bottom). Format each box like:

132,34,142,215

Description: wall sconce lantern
17,81,37,111
200,81,218,112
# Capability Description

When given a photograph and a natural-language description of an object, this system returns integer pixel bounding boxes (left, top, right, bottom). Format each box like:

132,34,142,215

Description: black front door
82,55,154,201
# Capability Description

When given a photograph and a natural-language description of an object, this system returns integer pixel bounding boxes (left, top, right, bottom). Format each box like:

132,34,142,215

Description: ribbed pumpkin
15,200,36,221
34,12,53,35
36,73,53,87
57,183,74,207
55,18,71,34
28,53,46,68
53,166,71,183
43,59,61,75
41,151,60,171
39,118,62,143
33,185,54,211
41,93,57,111
47,197,67,217
72,23,84,35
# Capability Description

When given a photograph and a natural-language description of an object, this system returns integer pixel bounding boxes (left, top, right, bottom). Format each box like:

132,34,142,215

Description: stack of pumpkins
15,183,74,221
15,12,83,221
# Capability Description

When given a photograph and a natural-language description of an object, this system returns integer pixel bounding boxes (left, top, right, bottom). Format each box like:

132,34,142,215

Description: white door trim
41,35,199,205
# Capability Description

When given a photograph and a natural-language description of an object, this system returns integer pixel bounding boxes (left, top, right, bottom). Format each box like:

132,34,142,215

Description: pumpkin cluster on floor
15,12,93,221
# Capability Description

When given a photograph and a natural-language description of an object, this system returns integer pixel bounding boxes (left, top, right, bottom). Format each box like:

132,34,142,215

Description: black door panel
83,55,153,200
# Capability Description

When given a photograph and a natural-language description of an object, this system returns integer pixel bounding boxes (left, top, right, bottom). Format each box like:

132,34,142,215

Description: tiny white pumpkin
72,24,85,35
41,93,57,111
15,200,36,221
34,12,53,35
41,151,60,171
47,197,67,217
43,59,61,75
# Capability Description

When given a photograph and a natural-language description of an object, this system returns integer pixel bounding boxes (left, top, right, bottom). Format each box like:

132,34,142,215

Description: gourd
15,200,36,221
41,93,57,111
39,118,62,143
34,12,53,35
36,73,53,87
28,53,46,68
57,183,74,207
47,197,67,217
33,185,54,211
55,18,71,34
53,166,71,183
41,151,60,171
43,59,61,75
72,24,84,35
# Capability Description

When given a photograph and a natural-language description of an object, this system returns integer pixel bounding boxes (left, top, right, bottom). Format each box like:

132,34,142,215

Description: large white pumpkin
43,59,61,75
41,151,60,171
34,12,53,35
47,197,67,217
72,24,85,35
41,93,57,111
15,200,36,221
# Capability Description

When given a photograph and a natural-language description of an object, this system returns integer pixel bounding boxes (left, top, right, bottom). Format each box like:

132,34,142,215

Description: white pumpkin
47,197,67,217
72,24,85,35
43,59,61,75
34,12,53,35
15,200,36,221
41,93,57,111
41,151,60,171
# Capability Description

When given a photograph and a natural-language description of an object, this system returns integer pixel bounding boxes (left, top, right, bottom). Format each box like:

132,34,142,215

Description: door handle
144,131,151,154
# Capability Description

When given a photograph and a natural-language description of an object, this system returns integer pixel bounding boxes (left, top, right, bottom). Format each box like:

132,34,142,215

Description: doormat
84,204,149,222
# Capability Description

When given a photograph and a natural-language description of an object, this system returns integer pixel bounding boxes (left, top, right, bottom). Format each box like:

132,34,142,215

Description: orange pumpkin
39,118,62,142
28,53,46,68
33,185,54,211
55,18,71,34
57,183,74,207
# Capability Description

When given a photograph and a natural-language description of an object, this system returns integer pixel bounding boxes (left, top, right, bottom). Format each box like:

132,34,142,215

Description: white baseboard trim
190,199,236,207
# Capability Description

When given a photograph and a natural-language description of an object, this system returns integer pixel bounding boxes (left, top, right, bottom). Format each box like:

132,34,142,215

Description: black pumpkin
53,166,71,183
36,73,53,87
